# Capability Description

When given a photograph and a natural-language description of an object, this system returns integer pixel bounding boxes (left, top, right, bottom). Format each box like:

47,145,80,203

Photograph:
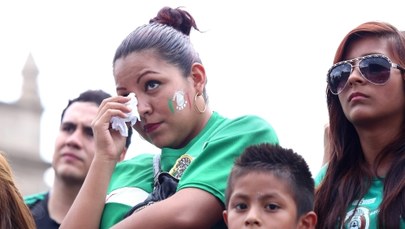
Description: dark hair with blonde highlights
316,21,405,228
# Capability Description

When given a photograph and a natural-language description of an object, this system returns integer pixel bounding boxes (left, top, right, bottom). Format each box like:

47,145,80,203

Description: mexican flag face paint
168,90,188,113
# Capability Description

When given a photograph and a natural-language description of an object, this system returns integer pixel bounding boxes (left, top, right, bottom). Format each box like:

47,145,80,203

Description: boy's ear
222,210,229,226
298,211,317,229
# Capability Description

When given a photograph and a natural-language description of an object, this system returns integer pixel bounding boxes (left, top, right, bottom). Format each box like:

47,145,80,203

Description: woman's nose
347,65,366,87
136,97,152,117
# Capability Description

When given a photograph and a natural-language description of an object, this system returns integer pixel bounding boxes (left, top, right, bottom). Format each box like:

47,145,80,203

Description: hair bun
149,6,199,36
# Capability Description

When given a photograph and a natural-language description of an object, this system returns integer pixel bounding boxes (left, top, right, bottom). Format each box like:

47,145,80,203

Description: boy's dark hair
225,143,314,218
60,89,132,148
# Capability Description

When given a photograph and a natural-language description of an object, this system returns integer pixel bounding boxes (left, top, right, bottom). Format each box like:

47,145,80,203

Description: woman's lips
143,123,160,133
348,92,367,102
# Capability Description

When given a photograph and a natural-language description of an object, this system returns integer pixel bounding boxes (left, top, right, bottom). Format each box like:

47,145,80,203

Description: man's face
52,102,98,184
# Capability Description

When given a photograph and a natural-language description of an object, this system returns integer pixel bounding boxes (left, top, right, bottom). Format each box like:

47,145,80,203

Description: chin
58,169,85,182
149,136,168,149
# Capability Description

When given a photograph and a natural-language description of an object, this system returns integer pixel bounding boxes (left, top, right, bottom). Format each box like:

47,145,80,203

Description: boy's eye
265,203,280,211
145,80,160,91
235,203,248,210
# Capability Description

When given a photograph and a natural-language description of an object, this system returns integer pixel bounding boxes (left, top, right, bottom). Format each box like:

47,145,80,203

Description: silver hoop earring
193,93,206,114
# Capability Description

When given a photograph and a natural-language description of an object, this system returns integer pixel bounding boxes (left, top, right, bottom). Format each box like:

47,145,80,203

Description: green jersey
315,165,405,228
100,112,279,228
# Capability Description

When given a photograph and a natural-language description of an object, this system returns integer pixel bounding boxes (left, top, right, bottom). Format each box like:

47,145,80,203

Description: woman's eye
145,80,160,91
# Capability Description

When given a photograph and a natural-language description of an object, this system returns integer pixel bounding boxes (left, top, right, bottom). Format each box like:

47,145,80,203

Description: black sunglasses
327,54,405,95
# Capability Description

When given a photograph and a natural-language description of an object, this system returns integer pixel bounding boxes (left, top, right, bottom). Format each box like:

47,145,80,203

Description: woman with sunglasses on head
60,6,279,229
315,21,405,228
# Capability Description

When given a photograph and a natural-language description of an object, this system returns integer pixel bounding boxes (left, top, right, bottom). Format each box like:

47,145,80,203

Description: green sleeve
314,164,328,187
24,192,47,206
100,153,155,229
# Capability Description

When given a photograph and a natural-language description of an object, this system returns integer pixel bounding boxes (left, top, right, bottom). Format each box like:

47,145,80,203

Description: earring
193,93,206,114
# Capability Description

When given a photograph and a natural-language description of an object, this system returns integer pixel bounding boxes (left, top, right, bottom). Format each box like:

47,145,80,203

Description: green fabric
101,153,154,228
24,192,47,205
100,112,279,228
314,164,327,186
315,166,405,228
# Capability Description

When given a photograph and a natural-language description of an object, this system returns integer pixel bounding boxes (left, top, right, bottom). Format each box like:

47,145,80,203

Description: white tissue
110,93,139,137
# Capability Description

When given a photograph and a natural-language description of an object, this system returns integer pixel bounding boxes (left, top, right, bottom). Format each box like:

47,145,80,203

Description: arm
113,188,223,228
60,96,131,228
60,153,117,228
112,114,278,228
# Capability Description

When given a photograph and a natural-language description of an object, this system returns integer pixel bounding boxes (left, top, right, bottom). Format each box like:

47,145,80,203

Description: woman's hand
92,95,132,162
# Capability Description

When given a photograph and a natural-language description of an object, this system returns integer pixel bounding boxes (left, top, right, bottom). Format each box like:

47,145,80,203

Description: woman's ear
190,63,206,92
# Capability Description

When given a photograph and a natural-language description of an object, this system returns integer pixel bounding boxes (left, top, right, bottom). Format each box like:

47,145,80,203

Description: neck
47,177,83,224
355,121,400,176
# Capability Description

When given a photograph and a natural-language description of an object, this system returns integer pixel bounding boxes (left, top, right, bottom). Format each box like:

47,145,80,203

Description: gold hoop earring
193,93,206,114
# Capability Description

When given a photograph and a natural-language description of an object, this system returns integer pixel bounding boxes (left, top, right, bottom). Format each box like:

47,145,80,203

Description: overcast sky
1,0,405,176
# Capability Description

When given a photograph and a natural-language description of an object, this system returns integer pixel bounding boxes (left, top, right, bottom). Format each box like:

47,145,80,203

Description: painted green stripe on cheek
168,99,175,113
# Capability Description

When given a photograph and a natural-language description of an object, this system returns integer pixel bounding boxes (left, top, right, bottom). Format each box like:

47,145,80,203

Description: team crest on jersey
344,207,370,229
169,154,193,179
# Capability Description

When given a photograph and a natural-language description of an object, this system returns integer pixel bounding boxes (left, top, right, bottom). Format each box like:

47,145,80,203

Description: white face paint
172,90,187,110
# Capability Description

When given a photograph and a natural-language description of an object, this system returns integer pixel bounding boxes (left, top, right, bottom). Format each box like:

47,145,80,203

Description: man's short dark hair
60,90,132,148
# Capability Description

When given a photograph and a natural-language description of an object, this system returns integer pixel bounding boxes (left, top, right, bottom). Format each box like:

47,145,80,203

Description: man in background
24,89,132,228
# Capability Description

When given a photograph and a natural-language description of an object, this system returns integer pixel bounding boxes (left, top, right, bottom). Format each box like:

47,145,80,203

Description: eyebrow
136,69,159,84
231,191,282,200
61,121,92,129
116,69,160,92
61,122,76,127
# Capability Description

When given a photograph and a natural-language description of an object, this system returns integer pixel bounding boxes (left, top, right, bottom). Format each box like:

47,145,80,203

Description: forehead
62,102,99,123
114,50,165,77
344,37,390,60
232,171,293,196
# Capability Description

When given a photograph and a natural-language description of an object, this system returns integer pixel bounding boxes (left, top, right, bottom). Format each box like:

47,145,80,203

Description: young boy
223,143,317,228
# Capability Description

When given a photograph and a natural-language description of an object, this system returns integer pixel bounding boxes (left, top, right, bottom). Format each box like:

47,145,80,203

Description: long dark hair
315,21,405,228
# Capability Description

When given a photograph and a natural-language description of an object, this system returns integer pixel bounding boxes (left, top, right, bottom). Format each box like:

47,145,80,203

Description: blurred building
0,53,49,195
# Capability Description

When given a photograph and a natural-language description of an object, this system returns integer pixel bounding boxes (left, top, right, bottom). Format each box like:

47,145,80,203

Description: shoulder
230,114,274,126
212,112,278,141
109,153,156,192
24,191,48,206
314,164,328,187
216,112,269,123
116,153,155,168
113,153,155,177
